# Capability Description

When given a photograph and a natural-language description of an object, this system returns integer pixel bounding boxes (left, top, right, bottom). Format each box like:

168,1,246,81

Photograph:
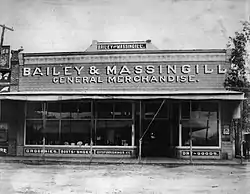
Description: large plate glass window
181,101,219,147
94,101,133,146
25,101,92,146
25,102,44,145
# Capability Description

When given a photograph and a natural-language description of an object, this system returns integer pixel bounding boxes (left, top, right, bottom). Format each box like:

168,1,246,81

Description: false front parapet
85,39,158,52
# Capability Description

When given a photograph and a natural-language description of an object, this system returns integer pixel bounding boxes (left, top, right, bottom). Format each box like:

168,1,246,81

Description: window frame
24,101,92,146
178,100,221,149
24,100,136,147
93,100,134,146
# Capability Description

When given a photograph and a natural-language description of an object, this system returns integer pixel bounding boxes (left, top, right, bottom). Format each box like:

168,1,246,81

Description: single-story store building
0,40,244,159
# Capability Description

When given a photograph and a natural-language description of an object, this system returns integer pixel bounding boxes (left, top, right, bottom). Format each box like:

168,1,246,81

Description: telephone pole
0,24,14,55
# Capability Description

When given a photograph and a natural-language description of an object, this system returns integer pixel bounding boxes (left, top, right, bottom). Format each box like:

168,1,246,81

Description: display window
181,101,219,147
94,101,133,146
25,101,92,146
95,120,132,146
61,120,91,146
25,100,133,146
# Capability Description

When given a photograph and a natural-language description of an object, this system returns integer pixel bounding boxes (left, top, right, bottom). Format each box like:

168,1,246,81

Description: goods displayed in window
25,99,221,157
181,101,219,147
25,101,133,146
95,120,132,146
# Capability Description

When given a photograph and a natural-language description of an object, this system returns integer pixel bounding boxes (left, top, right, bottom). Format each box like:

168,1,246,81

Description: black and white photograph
0,0,250,193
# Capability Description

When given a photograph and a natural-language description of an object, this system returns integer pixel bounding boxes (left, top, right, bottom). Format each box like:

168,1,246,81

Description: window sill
24,145,137,149
176,146,221,149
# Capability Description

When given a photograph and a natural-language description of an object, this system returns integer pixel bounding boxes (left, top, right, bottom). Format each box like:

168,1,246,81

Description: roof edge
23,49,227,57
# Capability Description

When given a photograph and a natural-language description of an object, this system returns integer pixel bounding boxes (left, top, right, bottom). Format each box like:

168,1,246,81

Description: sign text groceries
22,64,227,84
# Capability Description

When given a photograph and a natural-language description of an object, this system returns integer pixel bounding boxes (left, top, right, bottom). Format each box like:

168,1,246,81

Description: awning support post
138,139,142,163
189,127,193,164
240,102,243,164
189,101,193,164
42,137,45,161
90,138,93,163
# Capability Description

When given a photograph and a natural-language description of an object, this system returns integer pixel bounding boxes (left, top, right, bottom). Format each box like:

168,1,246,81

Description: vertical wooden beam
91,100,94,145
218,101,222,149
23,102,27,146
132,102,135,146
179,102,182,147
138,100,142,162
189,101,193,164
169,102,173,146
0,100,1,121
58,102,61,143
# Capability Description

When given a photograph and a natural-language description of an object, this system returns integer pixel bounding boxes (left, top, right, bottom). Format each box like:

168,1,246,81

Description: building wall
2,49,243,159
19,50,228,92
1,100,25,156
220,101,240,159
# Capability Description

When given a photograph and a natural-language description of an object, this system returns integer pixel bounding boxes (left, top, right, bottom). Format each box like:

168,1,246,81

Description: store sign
24,148,90,154
182,151,220,156
97,43,146,50
21,64,226,85
19,61,229,92
95,150,131,155
0,46,10,69
223,125,230,135
24,148,132,155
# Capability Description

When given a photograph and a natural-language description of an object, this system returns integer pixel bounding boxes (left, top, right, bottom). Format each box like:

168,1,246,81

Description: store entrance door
142,120,170,157
141,102,179,157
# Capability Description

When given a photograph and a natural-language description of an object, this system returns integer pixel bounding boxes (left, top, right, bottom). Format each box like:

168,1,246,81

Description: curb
0,158,248,166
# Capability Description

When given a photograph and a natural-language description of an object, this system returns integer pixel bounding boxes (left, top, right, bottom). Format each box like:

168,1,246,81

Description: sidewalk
0,155,249,166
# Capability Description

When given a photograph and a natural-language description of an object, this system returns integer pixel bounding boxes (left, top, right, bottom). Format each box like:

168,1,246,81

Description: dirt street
0,162,249,194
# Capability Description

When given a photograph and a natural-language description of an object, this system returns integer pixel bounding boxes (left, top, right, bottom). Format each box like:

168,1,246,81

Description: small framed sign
0,46,10,69
223,125,230,135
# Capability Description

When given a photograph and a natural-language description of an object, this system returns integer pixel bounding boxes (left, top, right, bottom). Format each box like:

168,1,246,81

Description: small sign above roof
85,40,158,52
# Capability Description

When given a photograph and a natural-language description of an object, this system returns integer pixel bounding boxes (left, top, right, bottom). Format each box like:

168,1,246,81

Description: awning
0,90,245,101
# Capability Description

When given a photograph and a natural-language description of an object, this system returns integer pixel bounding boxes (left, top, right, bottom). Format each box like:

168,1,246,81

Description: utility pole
0,24,14,55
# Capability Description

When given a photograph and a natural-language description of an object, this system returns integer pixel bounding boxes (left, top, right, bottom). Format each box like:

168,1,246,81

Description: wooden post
90,138,93,163
179,103,182,147
0,24,14,52
138,100,142,163
240,102,243,164
189,127,193,164
42,137,45,161
139,139,142,163
132,103,135,147
0,24,13,121
189,101,193,164
90,101,94,163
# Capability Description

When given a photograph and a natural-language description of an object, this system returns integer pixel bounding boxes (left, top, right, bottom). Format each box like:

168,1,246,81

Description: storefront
0,40,244,159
